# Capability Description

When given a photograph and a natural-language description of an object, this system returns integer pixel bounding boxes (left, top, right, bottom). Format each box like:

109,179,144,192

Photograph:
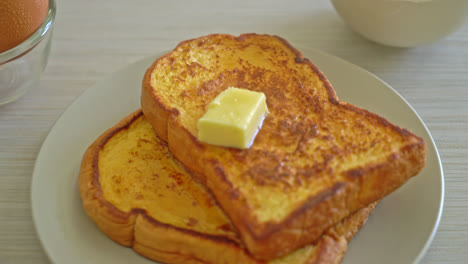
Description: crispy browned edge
78,109,378,264
141,33,427,260
311,201,378,264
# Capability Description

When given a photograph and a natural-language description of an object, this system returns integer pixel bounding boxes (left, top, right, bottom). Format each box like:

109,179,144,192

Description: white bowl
331,0,468,47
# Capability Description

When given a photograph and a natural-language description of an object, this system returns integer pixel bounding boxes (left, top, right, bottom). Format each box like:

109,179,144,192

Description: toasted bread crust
79,110,377,263
141,33,427,259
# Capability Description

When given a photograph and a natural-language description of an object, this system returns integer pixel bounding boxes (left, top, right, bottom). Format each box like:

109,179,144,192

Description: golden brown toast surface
141,33,427,259
98,113,234,238
79,110,377,264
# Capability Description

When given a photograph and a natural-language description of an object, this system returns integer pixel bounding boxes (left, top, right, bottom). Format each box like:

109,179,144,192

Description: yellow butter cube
197,87,269,149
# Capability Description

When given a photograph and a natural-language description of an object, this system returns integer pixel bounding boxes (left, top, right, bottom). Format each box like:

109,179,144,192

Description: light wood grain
1,0,467,263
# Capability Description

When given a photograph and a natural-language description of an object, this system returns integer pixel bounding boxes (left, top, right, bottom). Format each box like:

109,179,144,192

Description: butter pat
197,87,269,149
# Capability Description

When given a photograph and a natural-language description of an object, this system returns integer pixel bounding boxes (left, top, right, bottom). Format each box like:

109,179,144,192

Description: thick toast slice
141,33,427,259
79,110,377,264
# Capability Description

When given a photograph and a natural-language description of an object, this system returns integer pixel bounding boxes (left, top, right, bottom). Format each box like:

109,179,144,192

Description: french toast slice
141,33,427,259
79,110,377,264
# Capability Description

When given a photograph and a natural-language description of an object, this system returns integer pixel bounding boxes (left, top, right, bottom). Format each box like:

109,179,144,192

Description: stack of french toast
79,34,427,264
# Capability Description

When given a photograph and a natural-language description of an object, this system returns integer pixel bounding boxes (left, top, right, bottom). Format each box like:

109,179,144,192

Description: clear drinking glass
0,0,56,106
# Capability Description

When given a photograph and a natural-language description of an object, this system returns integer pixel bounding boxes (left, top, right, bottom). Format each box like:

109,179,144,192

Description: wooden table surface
1,0,467,263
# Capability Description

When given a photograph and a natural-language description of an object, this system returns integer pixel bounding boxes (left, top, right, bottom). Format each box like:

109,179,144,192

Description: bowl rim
0,0,56,64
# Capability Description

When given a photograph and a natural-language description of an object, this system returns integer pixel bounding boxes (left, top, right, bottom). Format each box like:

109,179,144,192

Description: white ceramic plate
32,48,444,264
